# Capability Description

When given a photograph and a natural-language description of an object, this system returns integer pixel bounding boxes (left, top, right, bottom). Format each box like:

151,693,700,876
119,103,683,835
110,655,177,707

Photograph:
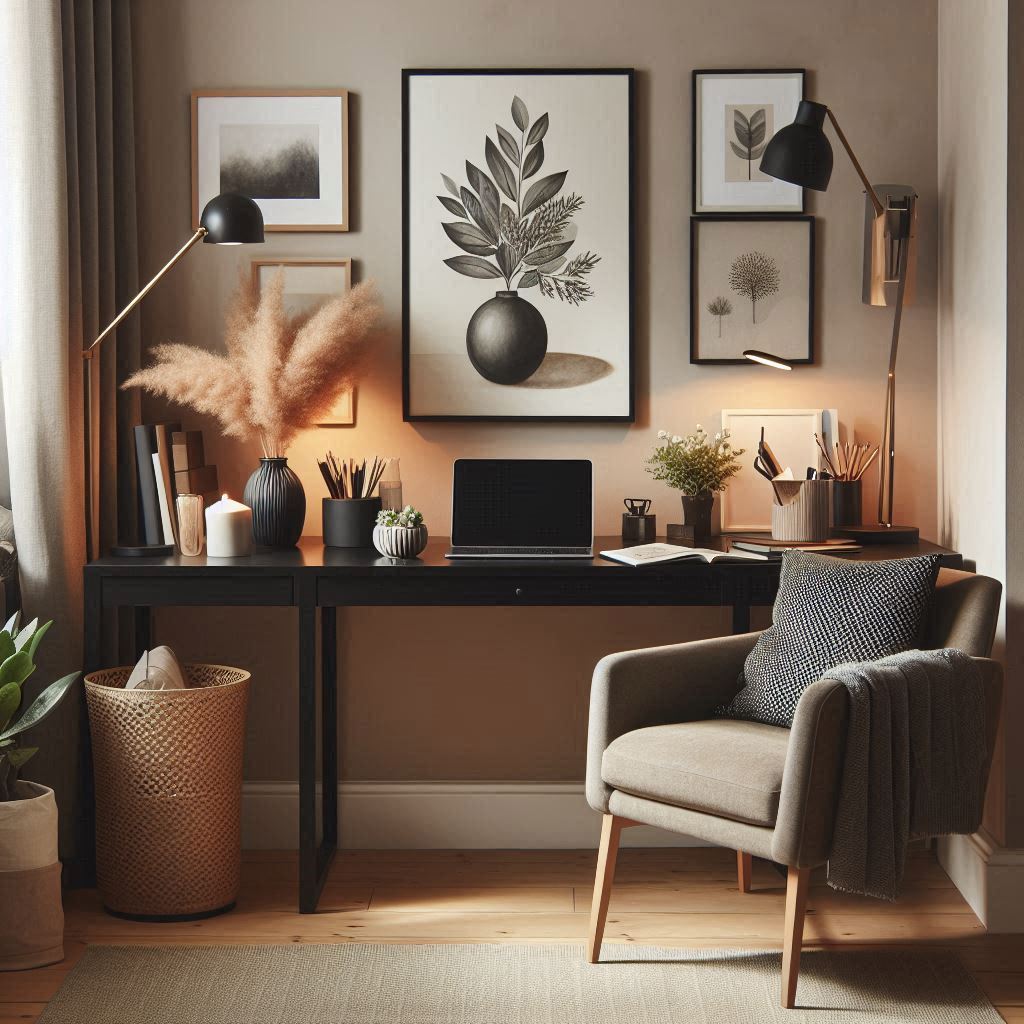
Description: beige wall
936,0,1013,845
132,0,940,783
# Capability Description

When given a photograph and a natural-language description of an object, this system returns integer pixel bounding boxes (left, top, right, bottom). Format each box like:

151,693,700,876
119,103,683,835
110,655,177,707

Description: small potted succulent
646,426,745,545
373,506,428,559
0,612,80,971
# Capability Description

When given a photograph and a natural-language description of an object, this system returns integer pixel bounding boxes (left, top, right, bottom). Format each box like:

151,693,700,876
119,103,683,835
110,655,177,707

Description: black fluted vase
243,457,306,548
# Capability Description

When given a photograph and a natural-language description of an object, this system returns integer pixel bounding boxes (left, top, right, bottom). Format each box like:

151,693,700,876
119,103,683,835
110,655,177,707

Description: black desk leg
732,601,751,635
321,606,338,849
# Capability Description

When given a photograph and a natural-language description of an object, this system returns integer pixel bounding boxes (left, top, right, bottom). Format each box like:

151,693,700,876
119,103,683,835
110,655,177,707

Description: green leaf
5,746,37,768
443,256,504,280
465,162,500,223
495,242,516,280
442,221,497,256
521,171,567,216
517,270,540,288
0,632,14,666
0,672,79,742
511,96,529,132
526,113,549,146
0,682,20,732
26,620,52,663
0,652,34,688
522,140,544,179
438,195,468,219
524,240,574,266
3,612,20,635
441,173,461,198
460,187,499,243
485,137,517,202
13,619,38,652
495,125,520,164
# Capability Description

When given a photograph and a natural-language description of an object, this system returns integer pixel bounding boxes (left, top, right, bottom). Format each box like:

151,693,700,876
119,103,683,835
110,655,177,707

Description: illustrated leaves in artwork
444,255,504,279
438,195,468,219
441,173,461,198
511,96,529,132
485,137,518,201
442,221,497,256
522,141,544,179
526,113,549,146
466,161,501,223
460,187,498,242
495,242,516,280
521,171,567,216
518,270,540,288
537,255,566,274
524,239,574,266
731,108,767,162
496,125,520,164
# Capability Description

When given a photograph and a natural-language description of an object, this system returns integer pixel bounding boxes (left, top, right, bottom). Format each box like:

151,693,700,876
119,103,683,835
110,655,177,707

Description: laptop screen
451,459,593,547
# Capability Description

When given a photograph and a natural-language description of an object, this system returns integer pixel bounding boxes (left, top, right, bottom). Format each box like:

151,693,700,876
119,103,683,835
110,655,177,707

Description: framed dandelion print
690,215,814,364
693,69,804,214
192,89,349,231
402,68,635,421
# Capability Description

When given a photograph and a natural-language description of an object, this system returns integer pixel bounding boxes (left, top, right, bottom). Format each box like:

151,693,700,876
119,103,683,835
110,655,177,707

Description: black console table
84,535,961,913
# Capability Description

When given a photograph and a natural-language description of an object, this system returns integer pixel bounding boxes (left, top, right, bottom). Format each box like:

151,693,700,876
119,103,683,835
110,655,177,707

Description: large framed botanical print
402,69,634,421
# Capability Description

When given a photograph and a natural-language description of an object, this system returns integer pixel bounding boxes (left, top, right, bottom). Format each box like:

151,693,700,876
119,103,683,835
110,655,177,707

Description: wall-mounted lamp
759,99,918,542
743,349,793,371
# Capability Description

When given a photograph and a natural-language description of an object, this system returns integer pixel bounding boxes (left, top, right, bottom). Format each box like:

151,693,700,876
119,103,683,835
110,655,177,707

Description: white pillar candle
204,494,253,557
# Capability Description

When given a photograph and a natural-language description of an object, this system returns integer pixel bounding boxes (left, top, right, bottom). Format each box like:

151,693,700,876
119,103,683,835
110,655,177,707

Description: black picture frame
692,68,805,215
402,68,635,423
690,214,815,365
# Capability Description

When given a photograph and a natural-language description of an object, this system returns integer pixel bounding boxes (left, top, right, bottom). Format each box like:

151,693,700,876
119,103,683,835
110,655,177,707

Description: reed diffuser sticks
318,453,390,500
814,434,878,482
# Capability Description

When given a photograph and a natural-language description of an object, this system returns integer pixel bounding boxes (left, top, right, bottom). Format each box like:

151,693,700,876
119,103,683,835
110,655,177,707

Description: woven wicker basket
84,664,250,919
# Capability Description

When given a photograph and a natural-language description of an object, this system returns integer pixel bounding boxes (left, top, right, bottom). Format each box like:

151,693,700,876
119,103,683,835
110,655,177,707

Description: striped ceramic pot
372,524,428,559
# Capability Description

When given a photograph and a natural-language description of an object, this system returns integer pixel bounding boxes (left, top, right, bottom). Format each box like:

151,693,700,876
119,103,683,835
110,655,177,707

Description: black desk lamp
758,99,919,543
84,193,265,558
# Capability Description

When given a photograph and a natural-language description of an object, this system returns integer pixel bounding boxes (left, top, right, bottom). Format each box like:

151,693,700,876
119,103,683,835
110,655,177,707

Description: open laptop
446,459,594,559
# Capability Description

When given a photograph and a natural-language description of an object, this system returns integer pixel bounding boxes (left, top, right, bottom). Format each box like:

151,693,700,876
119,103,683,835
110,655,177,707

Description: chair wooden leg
737,851,753,893
587,814,630,963
781,866,810,1009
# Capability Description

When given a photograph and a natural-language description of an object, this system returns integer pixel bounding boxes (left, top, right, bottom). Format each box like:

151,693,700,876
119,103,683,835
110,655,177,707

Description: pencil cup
323,497,382,548
831,480,862,530
771,480,830,543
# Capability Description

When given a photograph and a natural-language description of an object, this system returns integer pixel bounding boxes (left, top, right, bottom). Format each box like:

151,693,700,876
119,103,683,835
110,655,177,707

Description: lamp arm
824,108,885,217
84,227,207,356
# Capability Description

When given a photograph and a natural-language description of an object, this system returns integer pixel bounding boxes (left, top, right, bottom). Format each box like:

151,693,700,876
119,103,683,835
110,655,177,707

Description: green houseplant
646,427,745,544
0,611,80,971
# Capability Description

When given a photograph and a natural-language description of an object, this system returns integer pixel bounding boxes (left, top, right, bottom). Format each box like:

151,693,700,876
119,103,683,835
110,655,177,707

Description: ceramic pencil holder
771,480,830,543
831,480,863,530
323,497,382,548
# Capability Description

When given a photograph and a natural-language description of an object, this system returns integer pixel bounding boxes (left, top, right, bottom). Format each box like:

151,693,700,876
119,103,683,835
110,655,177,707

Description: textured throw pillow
721,550,941,728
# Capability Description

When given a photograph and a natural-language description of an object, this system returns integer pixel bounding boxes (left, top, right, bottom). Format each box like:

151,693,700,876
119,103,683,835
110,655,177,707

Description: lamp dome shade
200,193,265,243
759,100,833,191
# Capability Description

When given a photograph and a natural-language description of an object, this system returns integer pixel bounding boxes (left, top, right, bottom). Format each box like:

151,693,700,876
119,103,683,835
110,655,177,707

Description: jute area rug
38,943,1002,1023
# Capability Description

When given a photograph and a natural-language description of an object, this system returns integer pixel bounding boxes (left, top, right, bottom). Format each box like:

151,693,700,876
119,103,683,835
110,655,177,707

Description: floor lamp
757,99,919,544
84,193,264,559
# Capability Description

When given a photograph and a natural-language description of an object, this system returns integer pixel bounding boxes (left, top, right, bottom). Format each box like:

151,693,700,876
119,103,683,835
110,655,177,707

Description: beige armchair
585,567,1003,1008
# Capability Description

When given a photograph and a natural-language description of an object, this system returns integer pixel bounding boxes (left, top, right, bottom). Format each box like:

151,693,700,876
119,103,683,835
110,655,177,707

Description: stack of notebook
727,535,862,557
134,424,219,549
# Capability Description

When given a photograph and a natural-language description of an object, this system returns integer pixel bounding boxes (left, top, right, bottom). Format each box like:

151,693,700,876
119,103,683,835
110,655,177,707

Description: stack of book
134,424,219,549
727,535,862,557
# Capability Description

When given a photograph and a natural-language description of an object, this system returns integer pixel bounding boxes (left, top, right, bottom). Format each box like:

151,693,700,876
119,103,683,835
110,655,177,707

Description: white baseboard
938,831,1024,931
242,781,707,851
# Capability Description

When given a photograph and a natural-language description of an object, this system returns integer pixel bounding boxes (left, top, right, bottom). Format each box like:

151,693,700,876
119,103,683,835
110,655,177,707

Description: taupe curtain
0,0,140,866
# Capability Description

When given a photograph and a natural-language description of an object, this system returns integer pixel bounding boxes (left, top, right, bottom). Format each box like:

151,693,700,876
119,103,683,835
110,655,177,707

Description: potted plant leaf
439,95,600,385
373,506,428,559
0,612,80,971
646,427,745,545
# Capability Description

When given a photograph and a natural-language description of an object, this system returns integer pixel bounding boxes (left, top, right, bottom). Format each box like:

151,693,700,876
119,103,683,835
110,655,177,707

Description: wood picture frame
192,89,349,232
692,69,805,214
690,215,815,365
402,68,635,422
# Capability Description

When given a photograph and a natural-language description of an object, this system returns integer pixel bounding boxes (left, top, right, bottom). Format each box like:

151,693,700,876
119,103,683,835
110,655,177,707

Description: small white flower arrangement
647,426,745,496
373,506,428,558
376,505,424,529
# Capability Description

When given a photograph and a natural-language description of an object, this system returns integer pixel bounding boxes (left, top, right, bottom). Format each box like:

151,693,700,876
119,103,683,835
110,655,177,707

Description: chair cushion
721,549,940,728
601,719,790,826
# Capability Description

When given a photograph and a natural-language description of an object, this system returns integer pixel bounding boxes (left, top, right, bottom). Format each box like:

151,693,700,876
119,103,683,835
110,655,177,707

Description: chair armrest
586,631,761,813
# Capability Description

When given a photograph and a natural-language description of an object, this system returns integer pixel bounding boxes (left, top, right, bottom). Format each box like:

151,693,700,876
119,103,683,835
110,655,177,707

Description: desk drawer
101,575,295,607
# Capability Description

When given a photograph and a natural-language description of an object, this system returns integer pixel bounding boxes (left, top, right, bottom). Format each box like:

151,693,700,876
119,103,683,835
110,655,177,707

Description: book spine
133,424,161,545
153,422,182,549
151,453,175,547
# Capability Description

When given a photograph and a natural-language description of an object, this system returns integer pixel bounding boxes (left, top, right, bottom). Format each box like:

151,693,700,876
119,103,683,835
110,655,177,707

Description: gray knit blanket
823,648,987,901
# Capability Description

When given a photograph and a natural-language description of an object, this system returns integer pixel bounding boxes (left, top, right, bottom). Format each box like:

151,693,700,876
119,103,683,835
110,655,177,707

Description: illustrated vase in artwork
466,291,547,385
243,457,306,548
681,492,714,546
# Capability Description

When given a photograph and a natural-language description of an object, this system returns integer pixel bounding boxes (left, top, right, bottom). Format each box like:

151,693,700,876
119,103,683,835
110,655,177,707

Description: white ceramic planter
0,781,64,970
373,524,429,559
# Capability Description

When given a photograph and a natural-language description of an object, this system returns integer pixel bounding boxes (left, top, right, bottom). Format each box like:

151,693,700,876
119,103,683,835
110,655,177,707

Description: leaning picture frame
192,89,349,232
402,68,635,422
693,69,804,214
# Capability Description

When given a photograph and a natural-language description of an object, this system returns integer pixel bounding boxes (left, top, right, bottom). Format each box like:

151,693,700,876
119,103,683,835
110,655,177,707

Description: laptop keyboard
448,546,593,556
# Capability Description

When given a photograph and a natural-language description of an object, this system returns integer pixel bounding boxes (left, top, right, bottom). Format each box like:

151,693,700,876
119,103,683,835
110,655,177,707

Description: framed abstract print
192,89,349,231
402,68,635,421
690,215,814,365
693,69,804,213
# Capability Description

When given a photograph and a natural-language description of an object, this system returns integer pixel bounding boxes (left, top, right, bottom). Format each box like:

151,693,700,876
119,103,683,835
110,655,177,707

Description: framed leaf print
693,70,804,213
402,69,635,421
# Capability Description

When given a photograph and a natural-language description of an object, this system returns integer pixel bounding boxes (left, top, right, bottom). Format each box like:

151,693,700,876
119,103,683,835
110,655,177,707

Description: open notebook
600,543,767,566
